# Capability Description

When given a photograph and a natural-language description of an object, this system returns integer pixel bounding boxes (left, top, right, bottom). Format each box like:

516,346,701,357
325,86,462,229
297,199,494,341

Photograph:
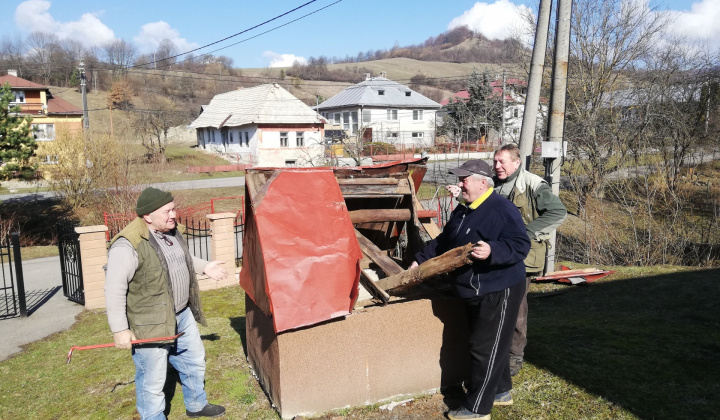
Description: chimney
380,71,387,78
365,73,371,81
8,69,17,77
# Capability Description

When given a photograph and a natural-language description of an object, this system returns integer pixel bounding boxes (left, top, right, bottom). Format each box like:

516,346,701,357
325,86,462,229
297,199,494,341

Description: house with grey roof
189,83,325,167
316,73,442,148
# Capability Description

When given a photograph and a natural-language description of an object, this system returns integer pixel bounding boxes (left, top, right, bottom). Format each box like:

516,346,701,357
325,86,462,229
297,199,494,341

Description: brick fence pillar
75,225,109,309
200,212,238,290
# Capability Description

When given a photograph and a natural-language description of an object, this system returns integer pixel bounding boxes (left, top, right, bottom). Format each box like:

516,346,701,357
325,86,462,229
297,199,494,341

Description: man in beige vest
105,187,227,419
493,144,567,376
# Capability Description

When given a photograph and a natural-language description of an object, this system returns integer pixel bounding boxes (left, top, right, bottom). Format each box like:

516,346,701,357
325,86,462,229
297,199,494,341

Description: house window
351,111,358,134
12,91,25,103
221,128,229,144
512,128,519,134
387,109,398,120
229,131,234,142
334,113,341,124
280,132,288,147
413,110,423,121
343,112,350,131
43,155,59,164
513,108,519,118
405,91,411,97
32,123,55,141
285,160,297,167
378,90,385,95
387,132,398,140
244,132,250,146
412,132,424,138
211,130,216,143
362,109,371,123
296,132,304,147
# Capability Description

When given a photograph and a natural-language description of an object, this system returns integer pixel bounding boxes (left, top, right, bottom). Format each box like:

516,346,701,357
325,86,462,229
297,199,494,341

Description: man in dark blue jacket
411,159,530,420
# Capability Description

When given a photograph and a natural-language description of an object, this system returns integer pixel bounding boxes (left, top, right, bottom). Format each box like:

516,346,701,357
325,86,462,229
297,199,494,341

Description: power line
132,0,322,69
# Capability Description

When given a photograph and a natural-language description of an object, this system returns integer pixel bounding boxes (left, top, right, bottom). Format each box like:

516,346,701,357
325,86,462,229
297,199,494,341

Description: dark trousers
463,279,526,415
510,275,533,357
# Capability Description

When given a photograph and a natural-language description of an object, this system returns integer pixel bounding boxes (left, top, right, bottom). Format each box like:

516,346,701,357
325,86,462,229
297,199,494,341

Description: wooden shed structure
241,158,469,418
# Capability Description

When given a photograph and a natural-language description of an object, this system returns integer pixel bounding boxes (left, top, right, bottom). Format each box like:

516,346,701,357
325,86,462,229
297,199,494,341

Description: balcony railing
8,103,44,115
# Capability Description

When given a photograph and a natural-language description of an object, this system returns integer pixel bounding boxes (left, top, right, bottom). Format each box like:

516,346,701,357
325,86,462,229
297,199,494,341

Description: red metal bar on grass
66,332,184,364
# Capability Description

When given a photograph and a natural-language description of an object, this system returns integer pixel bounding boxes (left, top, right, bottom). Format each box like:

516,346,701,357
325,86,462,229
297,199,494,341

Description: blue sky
1,0,715,69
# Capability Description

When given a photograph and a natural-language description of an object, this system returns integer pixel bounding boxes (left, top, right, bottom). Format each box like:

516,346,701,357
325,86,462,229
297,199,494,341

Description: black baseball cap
448,159,493,177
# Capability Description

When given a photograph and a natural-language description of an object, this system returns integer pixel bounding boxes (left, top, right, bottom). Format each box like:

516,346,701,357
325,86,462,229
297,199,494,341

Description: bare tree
563,0,671,209
133,95,186,161
103,39,137,75
26,32,60,85
155,38,177,69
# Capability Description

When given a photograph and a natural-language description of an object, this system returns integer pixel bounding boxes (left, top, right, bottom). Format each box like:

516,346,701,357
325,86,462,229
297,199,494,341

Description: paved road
0,176,247,202
0,256,83,361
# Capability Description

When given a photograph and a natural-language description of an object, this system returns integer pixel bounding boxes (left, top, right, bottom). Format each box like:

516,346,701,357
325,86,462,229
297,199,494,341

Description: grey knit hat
448,159,493,177
136,187,174,216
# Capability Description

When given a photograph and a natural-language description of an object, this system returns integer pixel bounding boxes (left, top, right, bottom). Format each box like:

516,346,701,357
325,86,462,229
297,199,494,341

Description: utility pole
501,69,506,145
544,0,573,272
518,0,553,168
80,60,89,130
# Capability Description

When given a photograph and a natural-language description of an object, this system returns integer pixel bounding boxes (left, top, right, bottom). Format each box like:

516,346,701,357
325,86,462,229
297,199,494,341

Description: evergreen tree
439,69,503,145
0,82,37,178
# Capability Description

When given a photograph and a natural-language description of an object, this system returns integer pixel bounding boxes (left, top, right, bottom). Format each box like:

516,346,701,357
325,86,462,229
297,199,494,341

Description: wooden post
76,225,109,309
204,212,238,290
376,243,474,294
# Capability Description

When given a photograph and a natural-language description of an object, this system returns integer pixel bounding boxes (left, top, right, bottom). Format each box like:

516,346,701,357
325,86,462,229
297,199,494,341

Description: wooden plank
405,175,427,262
376,243,475,293
354,229,403,277
349,209,411,224
337,178,399,185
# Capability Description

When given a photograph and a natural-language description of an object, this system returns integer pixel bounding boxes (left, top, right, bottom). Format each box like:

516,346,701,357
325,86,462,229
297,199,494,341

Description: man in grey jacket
493,144,567,376
105,187,228,419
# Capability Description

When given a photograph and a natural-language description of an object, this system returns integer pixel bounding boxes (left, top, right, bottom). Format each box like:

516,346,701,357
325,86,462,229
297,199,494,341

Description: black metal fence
234,220,244,266
178,217,211,261
57,221,84,305
0,233,27,319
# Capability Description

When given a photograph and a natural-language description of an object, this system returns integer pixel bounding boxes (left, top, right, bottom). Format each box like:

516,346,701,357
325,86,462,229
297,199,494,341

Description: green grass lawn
1,265,718,419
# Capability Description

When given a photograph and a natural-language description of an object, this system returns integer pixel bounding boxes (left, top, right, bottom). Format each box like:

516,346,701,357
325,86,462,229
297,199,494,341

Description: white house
315,73,442,148
189,84,325,167
441,78,547,145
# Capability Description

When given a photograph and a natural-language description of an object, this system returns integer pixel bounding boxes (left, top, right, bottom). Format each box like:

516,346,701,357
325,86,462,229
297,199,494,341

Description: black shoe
186,403,226,418
509,355,523,376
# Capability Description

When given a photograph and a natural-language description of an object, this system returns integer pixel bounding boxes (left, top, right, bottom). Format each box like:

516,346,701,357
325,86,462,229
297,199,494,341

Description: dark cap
136,187,174,216
448,159,493,177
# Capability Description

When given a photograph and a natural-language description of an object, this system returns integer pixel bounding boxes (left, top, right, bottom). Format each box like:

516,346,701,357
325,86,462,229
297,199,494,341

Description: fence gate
57,221,84,305
1,233,27,319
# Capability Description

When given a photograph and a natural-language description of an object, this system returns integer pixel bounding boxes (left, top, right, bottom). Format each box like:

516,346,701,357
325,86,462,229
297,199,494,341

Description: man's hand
471,241,491,260
446,185,461,198
204,260,228,280
113,329,137,349
409,261,419,269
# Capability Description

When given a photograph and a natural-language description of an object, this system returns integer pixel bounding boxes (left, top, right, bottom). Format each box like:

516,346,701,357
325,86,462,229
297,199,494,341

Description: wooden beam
349,209,411,224
354,229,403,277
376,243,475,294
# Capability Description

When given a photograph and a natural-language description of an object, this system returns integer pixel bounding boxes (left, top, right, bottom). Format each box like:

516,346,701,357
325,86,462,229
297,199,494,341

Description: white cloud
133,21,199,54
669,0,720,49
448,0,533,40
262,51,307,68
14,0,115,47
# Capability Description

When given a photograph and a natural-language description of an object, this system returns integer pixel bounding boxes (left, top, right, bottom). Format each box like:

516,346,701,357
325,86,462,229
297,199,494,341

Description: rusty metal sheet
240,170,362,333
